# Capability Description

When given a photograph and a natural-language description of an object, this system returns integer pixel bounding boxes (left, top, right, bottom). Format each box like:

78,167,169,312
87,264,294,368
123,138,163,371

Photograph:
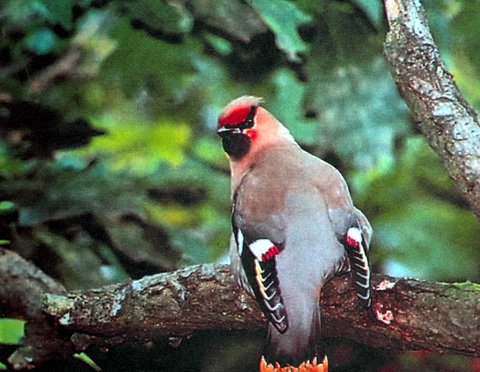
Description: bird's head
217,96,293,161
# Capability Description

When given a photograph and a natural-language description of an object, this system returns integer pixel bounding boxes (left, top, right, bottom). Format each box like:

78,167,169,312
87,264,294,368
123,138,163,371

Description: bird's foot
260,356,328,372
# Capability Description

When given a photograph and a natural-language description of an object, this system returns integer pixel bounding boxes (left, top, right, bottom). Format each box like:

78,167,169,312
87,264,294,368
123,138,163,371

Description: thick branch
384,0,480,219
43,264,480,358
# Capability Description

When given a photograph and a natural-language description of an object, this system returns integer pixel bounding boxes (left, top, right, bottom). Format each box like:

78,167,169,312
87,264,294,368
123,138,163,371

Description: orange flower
260,356,328,372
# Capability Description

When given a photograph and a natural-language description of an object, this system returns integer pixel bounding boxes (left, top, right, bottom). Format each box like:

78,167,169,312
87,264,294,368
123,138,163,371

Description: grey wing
329,205,372,307
354,207,372,249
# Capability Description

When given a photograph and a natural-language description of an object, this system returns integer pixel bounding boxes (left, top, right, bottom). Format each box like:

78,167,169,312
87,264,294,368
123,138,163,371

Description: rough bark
0,248,76,370
384,0,480,219
42,264,480,358
1,247,479,369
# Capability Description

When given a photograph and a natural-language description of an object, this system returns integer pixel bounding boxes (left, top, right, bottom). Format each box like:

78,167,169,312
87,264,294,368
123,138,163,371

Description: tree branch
42,264,480,358
0,248,76,370
384,0,480,219
1,248,479,369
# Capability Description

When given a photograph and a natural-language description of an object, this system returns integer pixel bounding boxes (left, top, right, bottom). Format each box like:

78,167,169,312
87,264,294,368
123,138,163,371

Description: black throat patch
221,133,251,160
218,105,257,160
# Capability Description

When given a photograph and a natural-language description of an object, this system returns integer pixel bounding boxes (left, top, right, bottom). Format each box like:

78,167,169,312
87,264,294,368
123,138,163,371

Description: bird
217,96,372,370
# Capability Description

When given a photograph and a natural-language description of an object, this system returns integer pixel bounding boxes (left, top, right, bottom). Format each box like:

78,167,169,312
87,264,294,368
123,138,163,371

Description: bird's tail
265,302,322,367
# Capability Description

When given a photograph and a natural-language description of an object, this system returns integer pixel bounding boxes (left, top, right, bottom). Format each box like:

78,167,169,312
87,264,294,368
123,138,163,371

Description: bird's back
233,144,349,365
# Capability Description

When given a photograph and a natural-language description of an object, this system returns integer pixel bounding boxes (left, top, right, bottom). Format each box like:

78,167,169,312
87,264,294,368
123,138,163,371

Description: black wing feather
231,193,288,333
344,226,372,307
240,243,288,333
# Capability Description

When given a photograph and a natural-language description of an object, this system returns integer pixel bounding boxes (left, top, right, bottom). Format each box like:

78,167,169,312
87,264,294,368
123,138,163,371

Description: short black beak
217,126,242,136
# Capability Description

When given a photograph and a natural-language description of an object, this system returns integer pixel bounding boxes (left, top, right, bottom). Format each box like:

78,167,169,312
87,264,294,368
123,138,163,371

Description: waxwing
217,96,372,369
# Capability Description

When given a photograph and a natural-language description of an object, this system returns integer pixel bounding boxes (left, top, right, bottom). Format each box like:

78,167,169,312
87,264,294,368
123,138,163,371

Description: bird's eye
241,106,256,129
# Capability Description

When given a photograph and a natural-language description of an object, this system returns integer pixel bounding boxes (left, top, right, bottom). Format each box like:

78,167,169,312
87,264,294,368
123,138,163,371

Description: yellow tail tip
260,355,328,372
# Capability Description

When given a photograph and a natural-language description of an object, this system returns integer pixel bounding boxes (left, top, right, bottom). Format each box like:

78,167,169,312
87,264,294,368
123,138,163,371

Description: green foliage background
1,0,479,370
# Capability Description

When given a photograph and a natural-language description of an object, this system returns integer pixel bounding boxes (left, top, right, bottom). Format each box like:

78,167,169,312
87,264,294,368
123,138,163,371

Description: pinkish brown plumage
217,96,372,369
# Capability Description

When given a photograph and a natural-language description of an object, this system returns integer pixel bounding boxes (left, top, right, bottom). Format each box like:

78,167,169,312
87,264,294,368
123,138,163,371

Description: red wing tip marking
261,246,280,261
249,239,280,261
346,227,362,247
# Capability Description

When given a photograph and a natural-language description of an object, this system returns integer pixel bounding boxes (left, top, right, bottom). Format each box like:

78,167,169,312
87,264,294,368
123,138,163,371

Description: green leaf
2,161,144,226
145,158,232,263
307,2,382,69
89,118,192,174
193,136,228,165
102,16,199,99
1,1,48,27
292,0,326,15
204,33,233,56
0,318,25,345
248,0,312,61
24,28,59,54
0,201,15,211
375,199,480,281
268,69,317,146
306,57,409,169
182,0,267,42
354,136,460,213
351,0,384,28
449,1,480,110
74,353,101,371
354,137,480,281
122,0,193,35
39,0,75,29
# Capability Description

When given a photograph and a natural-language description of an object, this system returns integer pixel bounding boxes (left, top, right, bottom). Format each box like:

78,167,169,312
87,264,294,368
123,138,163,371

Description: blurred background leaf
248,0,312,62
0,319,24,345
0,0,479,370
